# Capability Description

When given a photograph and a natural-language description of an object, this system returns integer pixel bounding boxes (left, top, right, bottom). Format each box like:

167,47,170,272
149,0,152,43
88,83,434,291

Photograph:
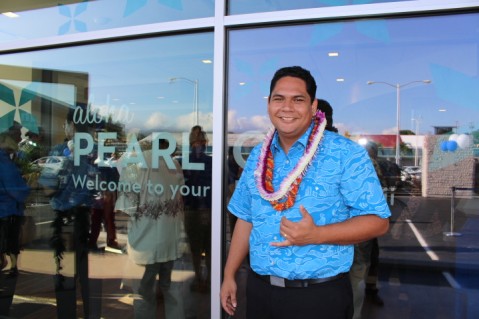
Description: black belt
253,270,346,288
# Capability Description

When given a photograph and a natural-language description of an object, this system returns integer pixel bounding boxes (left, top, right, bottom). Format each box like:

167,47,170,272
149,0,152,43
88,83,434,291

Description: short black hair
269,66,317,103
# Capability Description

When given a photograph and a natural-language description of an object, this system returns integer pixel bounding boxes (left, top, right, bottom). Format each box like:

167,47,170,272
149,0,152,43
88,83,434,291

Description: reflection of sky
0,33,214,133
228,0,408,14
0,0,214,43
1,10,478,137
228,13,479,135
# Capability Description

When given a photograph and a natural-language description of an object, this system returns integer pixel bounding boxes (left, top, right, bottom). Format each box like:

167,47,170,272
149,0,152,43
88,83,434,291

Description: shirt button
286,160,289,164
274,236,278,240
270,261,275,265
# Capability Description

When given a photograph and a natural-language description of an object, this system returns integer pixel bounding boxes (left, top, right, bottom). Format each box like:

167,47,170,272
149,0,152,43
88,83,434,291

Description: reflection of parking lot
31,156,68,174
402,165,422,183
370,194,479,318
22,195,130,248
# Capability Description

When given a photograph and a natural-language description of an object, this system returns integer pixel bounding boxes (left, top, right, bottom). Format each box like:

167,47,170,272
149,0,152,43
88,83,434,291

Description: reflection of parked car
403,166,422,180
31,156,68,175
401,169,411,182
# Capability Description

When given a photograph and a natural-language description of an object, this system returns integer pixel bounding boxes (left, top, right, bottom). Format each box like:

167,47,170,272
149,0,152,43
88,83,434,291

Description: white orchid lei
254,110,327,210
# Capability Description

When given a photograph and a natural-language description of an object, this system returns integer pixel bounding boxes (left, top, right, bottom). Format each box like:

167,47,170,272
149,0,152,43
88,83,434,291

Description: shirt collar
270,121,314,153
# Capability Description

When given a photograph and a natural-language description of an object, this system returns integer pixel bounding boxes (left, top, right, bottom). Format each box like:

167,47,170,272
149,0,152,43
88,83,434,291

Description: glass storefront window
226,12,479,319
228,0,410,15
0,0,214,44
0,32,213,318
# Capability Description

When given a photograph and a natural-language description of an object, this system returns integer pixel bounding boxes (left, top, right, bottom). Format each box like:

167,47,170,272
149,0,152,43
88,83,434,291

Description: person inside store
220,66,391,319
316,99,386,316
0,121,31,278
316,98,338,133
39,105,100,319
227,146,242,236
89,146,121,251
183,125,212,292
115,138,186,319
349,141,387,319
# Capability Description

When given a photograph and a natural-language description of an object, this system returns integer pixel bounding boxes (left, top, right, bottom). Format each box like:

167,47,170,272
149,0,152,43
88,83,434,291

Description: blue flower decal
0,82,39,134
58,2,88,35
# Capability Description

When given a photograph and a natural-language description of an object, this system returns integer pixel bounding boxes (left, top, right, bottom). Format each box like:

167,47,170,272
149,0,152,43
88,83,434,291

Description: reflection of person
316,98,338,133
89,151,120,250
227,146,242,235
220,66,390,319
183,125,212,292
0,122,31,278
115,139,186,319
377,157,401,205
45,107,98,319
350,141,386,319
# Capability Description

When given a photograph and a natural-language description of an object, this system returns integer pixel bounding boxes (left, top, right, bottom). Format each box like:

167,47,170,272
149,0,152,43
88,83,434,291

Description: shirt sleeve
339,142,391,219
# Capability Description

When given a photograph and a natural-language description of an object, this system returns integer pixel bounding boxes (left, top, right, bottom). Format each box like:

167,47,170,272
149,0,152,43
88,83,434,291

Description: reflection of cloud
120,108,269,133
227,110,239,131
145,112,170,129
382,126,397,135
176,112,213,131
228,110,270,132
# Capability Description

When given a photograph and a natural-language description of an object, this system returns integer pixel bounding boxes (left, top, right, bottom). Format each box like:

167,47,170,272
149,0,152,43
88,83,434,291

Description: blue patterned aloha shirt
228,125,391,280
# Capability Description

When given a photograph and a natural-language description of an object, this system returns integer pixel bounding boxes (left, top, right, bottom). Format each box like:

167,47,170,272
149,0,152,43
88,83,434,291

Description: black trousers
246,270,353,319
0,215,23,255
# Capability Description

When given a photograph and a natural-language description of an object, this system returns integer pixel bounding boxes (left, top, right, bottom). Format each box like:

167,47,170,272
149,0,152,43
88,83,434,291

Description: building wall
423,135,476,197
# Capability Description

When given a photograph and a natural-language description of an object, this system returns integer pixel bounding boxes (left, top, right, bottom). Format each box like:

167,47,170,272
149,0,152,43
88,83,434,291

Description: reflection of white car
31,156,68,175
403,166,422,180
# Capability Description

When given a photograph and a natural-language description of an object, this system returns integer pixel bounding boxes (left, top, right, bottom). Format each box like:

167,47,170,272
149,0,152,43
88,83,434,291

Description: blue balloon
447,140,458,152
440,141,449,152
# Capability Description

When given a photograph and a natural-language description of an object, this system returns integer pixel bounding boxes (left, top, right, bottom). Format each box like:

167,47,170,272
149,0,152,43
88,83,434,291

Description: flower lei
255,111,326,211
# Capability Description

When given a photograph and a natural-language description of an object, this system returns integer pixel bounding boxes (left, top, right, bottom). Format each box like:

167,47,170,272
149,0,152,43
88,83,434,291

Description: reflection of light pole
169,77,199,125
412,115,421,166
367,80,431,166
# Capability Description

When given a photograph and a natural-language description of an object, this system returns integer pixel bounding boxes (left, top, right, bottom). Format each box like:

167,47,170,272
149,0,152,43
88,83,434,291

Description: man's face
268,76,317,146
64,120,75,139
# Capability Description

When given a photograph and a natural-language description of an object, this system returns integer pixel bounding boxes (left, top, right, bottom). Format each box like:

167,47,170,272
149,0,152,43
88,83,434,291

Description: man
317,98,338,133
220,66,390,319
44,106,99,319
350,141,386,319
183,125,212,292
115,138,186,319
0,122,30,278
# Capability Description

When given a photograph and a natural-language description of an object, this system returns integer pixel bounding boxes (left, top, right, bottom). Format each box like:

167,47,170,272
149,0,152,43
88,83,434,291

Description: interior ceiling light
438,108,447,112
336,78,345,82
2,12,19,18
202,59,212,64
239,82,246,86
328,52,339,57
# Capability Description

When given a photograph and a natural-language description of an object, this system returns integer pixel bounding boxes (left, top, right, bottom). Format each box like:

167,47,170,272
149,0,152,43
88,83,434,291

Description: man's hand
220,277,238,316
271,205,319,247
